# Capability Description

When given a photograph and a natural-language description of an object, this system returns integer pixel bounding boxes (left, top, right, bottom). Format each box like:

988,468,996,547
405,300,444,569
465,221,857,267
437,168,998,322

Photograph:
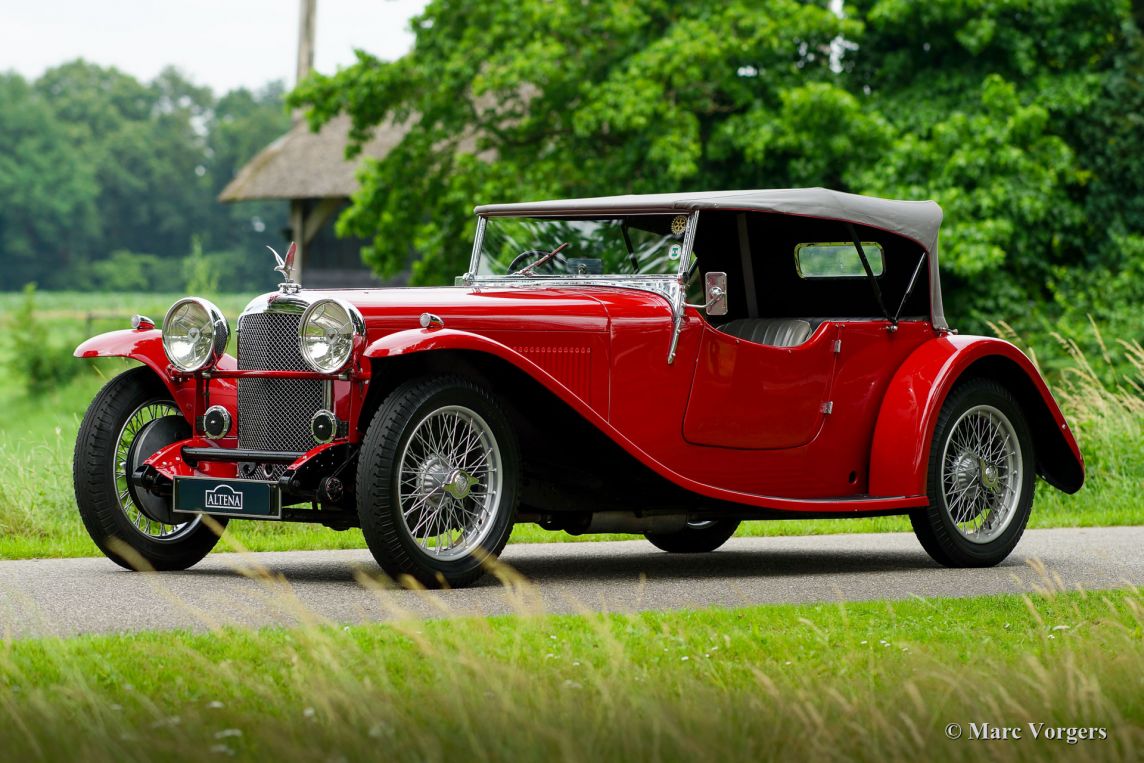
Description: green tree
848,0,1136,324
3,61,292,290
291,0,858,284
206,82,292,252
0,74,100,287
291,0,1140,338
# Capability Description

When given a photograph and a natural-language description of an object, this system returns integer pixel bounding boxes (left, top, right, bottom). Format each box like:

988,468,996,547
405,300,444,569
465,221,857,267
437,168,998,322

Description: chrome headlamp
299,298,365,373
162,298,229,372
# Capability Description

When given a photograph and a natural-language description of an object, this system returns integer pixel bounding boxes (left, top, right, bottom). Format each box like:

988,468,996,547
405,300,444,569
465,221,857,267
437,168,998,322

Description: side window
795,242,884,278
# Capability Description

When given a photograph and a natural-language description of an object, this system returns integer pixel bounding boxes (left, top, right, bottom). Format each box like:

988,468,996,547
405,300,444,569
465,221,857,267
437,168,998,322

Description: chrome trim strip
462,275,681,307
468,216,487,277
239,291,315,322
667,210,700,364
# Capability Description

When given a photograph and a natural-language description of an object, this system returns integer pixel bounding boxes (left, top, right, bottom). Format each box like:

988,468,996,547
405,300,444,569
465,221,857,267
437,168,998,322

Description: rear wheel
357,376,520,588
910,378,1034,567
645,519,740,553
73,367,226,570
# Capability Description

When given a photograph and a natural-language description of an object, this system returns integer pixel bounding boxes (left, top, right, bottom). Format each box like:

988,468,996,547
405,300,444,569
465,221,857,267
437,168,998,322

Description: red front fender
363,328,579,396
868,335,1084,499
74,329,237,420
75,328,170,376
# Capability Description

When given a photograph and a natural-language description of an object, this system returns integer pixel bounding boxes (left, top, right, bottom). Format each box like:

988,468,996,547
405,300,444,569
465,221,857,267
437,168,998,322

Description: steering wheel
508,250,549,273
508,243,570,275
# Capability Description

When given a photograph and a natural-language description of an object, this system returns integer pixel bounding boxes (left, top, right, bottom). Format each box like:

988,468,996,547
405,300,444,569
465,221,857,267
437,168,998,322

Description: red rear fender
868,335,1084,498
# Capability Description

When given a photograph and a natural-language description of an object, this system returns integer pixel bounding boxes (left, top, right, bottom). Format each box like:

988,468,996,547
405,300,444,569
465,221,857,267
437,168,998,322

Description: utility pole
291,0,317,281
296,0,317,91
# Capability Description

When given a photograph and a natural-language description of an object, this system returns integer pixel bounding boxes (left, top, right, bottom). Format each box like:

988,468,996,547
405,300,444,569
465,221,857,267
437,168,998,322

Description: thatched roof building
219,115,408,202
219,115,410,288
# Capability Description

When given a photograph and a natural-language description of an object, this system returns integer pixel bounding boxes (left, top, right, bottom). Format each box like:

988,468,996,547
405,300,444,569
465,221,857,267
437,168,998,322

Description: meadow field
0,290,1141,560
1,577,1141,761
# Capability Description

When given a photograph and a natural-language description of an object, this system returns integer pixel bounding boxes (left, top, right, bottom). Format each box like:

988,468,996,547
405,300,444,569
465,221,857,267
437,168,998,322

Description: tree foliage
0,61,291,291
0,74,100,287
291,0,1142,334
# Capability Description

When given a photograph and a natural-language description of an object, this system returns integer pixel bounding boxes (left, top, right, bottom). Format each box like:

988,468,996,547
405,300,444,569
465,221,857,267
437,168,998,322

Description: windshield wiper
513,242,570,276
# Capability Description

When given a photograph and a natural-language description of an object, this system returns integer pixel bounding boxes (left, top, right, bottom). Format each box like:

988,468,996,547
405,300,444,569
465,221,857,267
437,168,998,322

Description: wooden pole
296,0,317,88
293,0,317,279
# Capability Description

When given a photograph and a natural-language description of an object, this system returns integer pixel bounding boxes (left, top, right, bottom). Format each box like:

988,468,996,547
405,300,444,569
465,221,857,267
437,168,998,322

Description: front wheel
356,376,520,588
73,367,226,570
910,378,1035,567
645,519,740,553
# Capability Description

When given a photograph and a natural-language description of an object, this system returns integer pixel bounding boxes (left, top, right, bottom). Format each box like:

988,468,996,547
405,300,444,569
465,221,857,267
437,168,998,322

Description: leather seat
719,318,813,347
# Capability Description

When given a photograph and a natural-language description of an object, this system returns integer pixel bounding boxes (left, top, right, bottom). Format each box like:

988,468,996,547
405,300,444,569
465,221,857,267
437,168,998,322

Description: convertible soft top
476,187,947,329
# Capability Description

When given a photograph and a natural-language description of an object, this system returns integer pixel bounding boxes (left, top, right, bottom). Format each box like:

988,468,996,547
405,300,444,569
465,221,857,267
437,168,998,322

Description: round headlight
162,298,229,372
299,299,365,373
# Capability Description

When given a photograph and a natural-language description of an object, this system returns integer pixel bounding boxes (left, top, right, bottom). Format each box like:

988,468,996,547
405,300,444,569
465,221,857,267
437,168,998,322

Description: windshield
474,214,689,278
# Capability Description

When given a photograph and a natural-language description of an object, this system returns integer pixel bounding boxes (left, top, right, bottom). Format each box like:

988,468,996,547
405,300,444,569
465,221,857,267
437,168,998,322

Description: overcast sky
0,0,429,94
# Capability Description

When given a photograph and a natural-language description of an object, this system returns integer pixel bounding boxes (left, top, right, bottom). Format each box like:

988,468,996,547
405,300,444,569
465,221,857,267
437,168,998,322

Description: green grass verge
2,588,1141,760
1,292,1140,560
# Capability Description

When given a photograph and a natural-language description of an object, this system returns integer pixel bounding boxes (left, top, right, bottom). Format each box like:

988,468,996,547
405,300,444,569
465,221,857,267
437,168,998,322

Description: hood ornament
268,242,300,294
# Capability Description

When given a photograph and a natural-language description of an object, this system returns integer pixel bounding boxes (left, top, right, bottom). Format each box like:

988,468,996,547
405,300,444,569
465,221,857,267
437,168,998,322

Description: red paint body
76,285,1084,515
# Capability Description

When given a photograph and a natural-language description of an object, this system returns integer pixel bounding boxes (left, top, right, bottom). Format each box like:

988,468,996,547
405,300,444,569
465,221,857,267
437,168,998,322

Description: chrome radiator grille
237,311,324,455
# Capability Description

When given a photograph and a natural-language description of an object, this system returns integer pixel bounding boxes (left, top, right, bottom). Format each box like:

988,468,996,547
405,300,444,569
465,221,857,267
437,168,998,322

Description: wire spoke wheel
911,379,1035,568
358,376,519,588
75,367,224,571
113,400,200,542
940,404,1023,544
397,405,504,561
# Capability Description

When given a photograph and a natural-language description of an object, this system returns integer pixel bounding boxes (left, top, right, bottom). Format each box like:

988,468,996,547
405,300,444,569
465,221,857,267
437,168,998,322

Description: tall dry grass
985,323,1143,526
0,550,1141,762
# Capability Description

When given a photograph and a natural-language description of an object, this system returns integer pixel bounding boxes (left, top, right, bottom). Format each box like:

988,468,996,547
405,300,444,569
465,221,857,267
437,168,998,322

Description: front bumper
132,437,356,512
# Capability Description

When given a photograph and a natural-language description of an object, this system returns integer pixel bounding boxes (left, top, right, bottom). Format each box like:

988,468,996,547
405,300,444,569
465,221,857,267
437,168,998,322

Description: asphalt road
1,527,1141,639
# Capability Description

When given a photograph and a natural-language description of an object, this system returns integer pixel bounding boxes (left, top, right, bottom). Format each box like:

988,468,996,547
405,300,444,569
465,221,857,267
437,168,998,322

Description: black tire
73,367,226,571
645,519,740,553
909,378,1035,567
356,375,520,588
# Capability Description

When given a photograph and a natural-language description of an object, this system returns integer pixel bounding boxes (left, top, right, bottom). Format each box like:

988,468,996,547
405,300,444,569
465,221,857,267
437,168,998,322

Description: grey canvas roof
475,188,947,329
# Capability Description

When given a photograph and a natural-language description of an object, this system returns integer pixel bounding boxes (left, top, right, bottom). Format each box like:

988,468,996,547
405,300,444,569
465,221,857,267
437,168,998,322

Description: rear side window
795,242,884,278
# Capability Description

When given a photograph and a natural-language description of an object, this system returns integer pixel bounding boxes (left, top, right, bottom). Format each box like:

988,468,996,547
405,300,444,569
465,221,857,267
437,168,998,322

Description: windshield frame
464,211,698,285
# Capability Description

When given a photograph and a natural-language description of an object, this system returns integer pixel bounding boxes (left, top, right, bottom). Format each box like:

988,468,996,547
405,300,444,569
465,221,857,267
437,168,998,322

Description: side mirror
704,272,728,316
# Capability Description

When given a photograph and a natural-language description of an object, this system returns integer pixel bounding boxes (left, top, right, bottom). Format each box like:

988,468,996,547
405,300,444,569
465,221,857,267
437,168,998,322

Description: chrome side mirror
704,272,728,316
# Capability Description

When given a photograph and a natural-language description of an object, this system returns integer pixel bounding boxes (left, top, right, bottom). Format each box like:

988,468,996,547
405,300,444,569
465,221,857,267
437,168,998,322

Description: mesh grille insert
237,311,325,458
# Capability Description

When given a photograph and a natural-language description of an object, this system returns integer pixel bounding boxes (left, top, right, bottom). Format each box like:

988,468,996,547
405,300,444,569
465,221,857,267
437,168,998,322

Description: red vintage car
74,189,1085,587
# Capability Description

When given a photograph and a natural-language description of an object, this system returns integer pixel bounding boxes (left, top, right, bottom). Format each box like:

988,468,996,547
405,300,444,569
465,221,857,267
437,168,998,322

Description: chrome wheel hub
940,404,1023,544
980,462,1001,491
114,401,200,542
416,455,452,508
949,453,979,493
397,405,502,560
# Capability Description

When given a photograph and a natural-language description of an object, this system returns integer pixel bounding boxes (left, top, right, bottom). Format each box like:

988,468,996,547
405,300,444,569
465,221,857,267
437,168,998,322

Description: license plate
173,477,281,519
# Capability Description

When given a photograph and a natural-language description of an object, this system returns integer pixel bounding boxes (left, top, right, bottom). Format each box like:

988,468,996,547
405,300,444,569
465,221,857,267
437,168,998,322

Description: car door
682,321,839,450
